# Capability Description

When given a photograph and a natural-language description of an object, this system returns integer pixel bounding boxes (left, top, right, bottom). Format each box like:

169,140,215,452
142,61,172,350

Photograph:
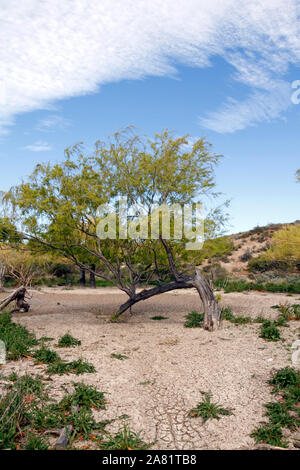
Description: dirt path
1,287,299,449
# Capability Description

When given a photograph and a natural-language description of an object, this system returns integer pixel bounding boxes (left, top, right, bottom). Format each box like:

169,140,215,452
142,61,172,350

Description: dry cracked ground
1,287,300,450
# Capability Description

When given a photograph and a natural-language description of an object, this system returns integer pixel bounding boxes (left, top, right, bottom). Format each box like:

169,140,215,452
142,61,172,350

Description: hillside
201,221,300,279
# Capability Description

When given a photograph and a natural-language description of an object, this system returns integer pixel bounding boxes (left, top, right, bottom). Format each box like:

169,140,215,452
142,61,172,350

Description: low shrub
58,333,81,348
260,321,281,342
184,311,204,328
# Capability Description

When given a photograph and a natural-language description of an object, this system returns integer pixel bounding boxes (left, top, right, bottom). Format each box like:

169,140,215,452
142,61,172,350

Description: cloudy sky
0,0,300,232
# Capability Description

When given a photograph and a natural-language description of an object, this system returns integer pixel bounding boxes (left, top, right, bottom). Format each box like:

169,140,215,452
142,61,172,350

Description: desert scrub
188,392,233,423
98,423,152,450
46,358,96,375
273,303,300,322
215,278,300,294
58,333,81,348
0,312,38,360
251,367,300,448
260,320,281,342
184,311,204,328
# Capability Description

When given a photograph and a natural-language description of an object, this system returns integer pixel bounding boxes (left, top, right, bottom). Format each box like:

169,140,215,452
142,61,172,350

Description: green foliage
59,382,106,411
98,423,152,450
249,224,300,273
251,423,287,448
260,321,281,342
110,353,129,360
264,402,299,429
215,277,300,294
269,367,300,390
220,306,252,324
273,303,300,321
46,358,96,375
58,333,81,348
0,374,108,449
0,312,38,360
0,374,47,449
33,345,61,364
194,236,234,265
24,432,49,450
8,129,225,299
188,392,233,423
184,311,204,328
251,367,300,448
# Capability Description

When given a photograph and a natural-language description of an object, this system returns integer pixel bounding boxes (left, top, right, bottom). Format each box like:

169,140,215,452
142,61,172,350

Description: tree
8,129,226,330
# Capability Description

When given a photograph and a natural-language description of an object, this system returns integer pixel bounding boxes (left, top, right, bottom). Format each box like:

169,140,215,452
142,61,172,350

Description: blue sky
1,1,300,234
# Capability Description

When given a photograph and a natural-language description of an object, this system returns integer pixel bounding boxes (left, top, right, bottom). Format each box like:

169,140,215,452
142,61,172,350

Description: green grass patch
0,312,38,360
33,345,61,364
46,358,96,375
98,423,152,450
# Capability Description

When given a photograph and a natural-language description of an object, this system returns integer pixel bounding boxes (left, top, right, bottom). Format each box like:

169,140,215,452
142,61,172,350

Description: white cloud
0,0,300,133
23,141,52,152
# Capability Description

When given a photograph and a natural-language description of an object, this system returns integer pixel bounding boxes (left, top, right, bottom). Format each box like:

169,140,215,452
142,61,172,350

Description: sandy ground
1,287,300,450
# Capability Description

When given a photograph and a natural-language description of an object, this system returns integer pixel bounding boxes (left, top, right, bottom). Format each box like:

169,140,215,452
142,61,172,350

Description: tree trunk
114,269,221,330
0,264,5,292
79,268,86,287
89,264,96,288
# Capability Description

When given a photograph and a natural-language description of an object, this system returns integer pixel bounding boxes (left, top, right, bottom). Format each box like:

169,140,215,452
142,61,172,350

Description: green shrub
184,311,204,328
58,333,81,348
260,321,281,342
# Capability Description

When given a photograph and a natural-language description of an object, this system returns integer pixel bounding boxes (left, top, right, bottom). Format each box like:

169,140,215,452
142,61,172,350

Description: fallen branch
0,286,30,312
